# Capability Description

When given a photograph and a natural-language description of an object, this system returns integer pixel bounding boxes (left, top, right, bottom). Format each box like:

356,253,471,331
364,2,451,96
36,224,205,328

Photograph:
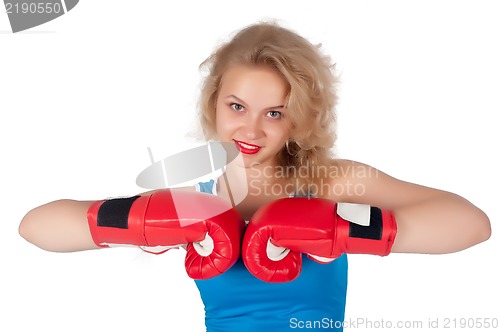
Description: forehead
219,64,289,99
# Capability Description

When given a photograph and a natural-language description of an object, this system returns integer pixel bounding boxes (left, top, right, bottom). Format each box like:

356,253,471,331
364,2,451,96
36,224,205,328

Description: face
215,65,291,170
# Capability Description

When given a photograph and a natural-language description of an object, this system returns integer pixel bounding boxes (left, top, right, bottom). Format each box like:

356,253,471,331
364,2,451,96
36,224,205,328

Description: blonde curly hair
199,22,339,196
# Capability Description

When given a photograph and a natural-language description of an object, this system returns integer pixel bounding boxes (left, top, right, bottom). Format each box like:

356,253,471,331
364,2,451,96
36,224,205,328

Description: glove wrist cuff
337,207,397,256
87,195,149,247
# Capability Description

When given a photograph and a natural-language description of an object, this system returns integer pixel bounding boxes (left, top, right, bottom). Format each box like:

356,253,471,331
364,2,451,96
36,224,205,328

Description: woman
19,22,491,331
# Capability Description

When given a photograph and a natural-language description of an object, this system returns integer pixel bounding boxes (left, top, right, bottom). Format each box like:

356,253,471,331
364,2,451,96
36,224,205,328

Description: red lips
234,140,262,154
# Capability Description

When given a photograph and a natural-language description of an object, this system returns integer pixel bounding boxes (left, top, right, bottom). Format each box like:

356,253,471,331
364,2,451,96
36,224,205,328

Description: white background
1,0,499,331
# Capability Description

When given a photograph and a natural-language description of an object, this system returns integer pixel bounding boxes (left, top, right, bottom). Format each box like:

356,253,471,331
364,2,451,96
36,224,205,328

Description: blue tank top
194,180,348,331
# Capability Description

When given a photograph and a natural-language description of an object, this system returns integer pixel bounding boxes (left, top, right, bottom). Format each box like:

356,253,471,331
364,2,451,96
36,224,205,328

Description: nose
243,115,263,140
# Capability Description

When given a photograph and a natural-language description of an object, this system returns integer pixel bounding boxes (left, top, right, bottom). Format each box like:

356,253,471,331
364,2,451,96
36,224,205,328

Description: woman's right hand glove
87,189,245,279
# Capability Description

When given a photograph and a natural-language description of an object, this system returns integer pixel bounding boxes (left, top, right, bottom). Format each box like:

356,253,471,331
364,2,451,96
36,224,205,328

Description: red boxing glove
87,189,245,279
242,198,397,282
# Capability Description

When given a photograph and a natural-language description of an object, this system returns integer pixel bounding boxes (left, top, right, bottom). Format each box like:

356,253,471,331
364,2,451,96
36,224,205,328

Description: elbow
475,210,492,245
453,198,492,251
439,211,491,254
19,209,32,241
19,207,42,248
18,200,72,252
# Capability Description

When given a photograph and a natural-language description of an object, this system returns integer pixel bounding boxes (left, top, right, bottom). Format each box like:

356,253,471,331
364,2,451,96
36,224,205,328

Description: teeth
238,141,258,149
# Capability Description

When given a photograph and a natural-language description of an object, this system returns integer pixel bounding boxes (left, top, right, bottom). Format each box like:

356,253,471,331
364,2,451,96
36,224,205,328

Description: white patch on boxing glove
140,245,180,254
266,239,290,261
337,202,371,226
102,243,178,254
307,254,336,263
192,233,214,257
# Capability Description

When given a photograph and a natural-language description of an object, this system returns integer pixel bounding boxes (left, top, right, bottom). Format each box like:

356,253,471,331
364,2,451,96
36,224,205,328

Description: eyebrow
225,95,285,110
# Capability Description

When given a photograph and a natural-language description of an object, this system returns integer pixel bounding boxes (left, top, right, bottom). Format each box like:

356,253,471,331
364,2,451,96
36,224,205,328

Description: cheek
215,114,224,137
278,122,292,140
214,103,224,126
215,108,233,138
268,124,291,144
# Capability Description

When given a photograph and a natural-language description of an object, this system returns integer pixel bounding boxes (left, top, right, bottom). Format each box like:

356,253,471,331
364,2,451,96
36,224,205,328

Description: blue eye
267,110,283,119
230,103,244,112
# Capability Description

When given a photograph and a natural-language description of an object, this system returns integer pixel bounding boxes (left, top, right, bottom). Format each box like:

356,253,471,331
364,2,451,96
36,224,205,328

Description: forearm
391,193,491,254
19,199,100,252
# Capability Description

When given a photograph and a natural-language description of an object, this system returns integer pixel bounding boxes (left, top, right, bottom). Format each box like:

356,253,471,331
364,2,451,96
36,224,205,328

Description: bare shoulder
326,159,381,199
328,159,381,184
326,159,446,209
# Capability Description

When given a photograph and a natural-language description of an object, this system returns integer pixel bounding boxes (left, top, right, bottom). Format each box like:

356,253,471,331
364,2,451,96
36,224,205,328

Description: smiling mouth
233,140,262,154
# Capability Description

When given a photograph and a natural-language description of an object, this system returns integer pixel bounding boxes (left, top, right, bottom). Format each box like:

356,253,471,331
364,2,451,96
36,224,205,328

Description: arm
19,199,98,252
240,159,491,282
331,160,491,254
19,187,196,253
20,187,245,279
